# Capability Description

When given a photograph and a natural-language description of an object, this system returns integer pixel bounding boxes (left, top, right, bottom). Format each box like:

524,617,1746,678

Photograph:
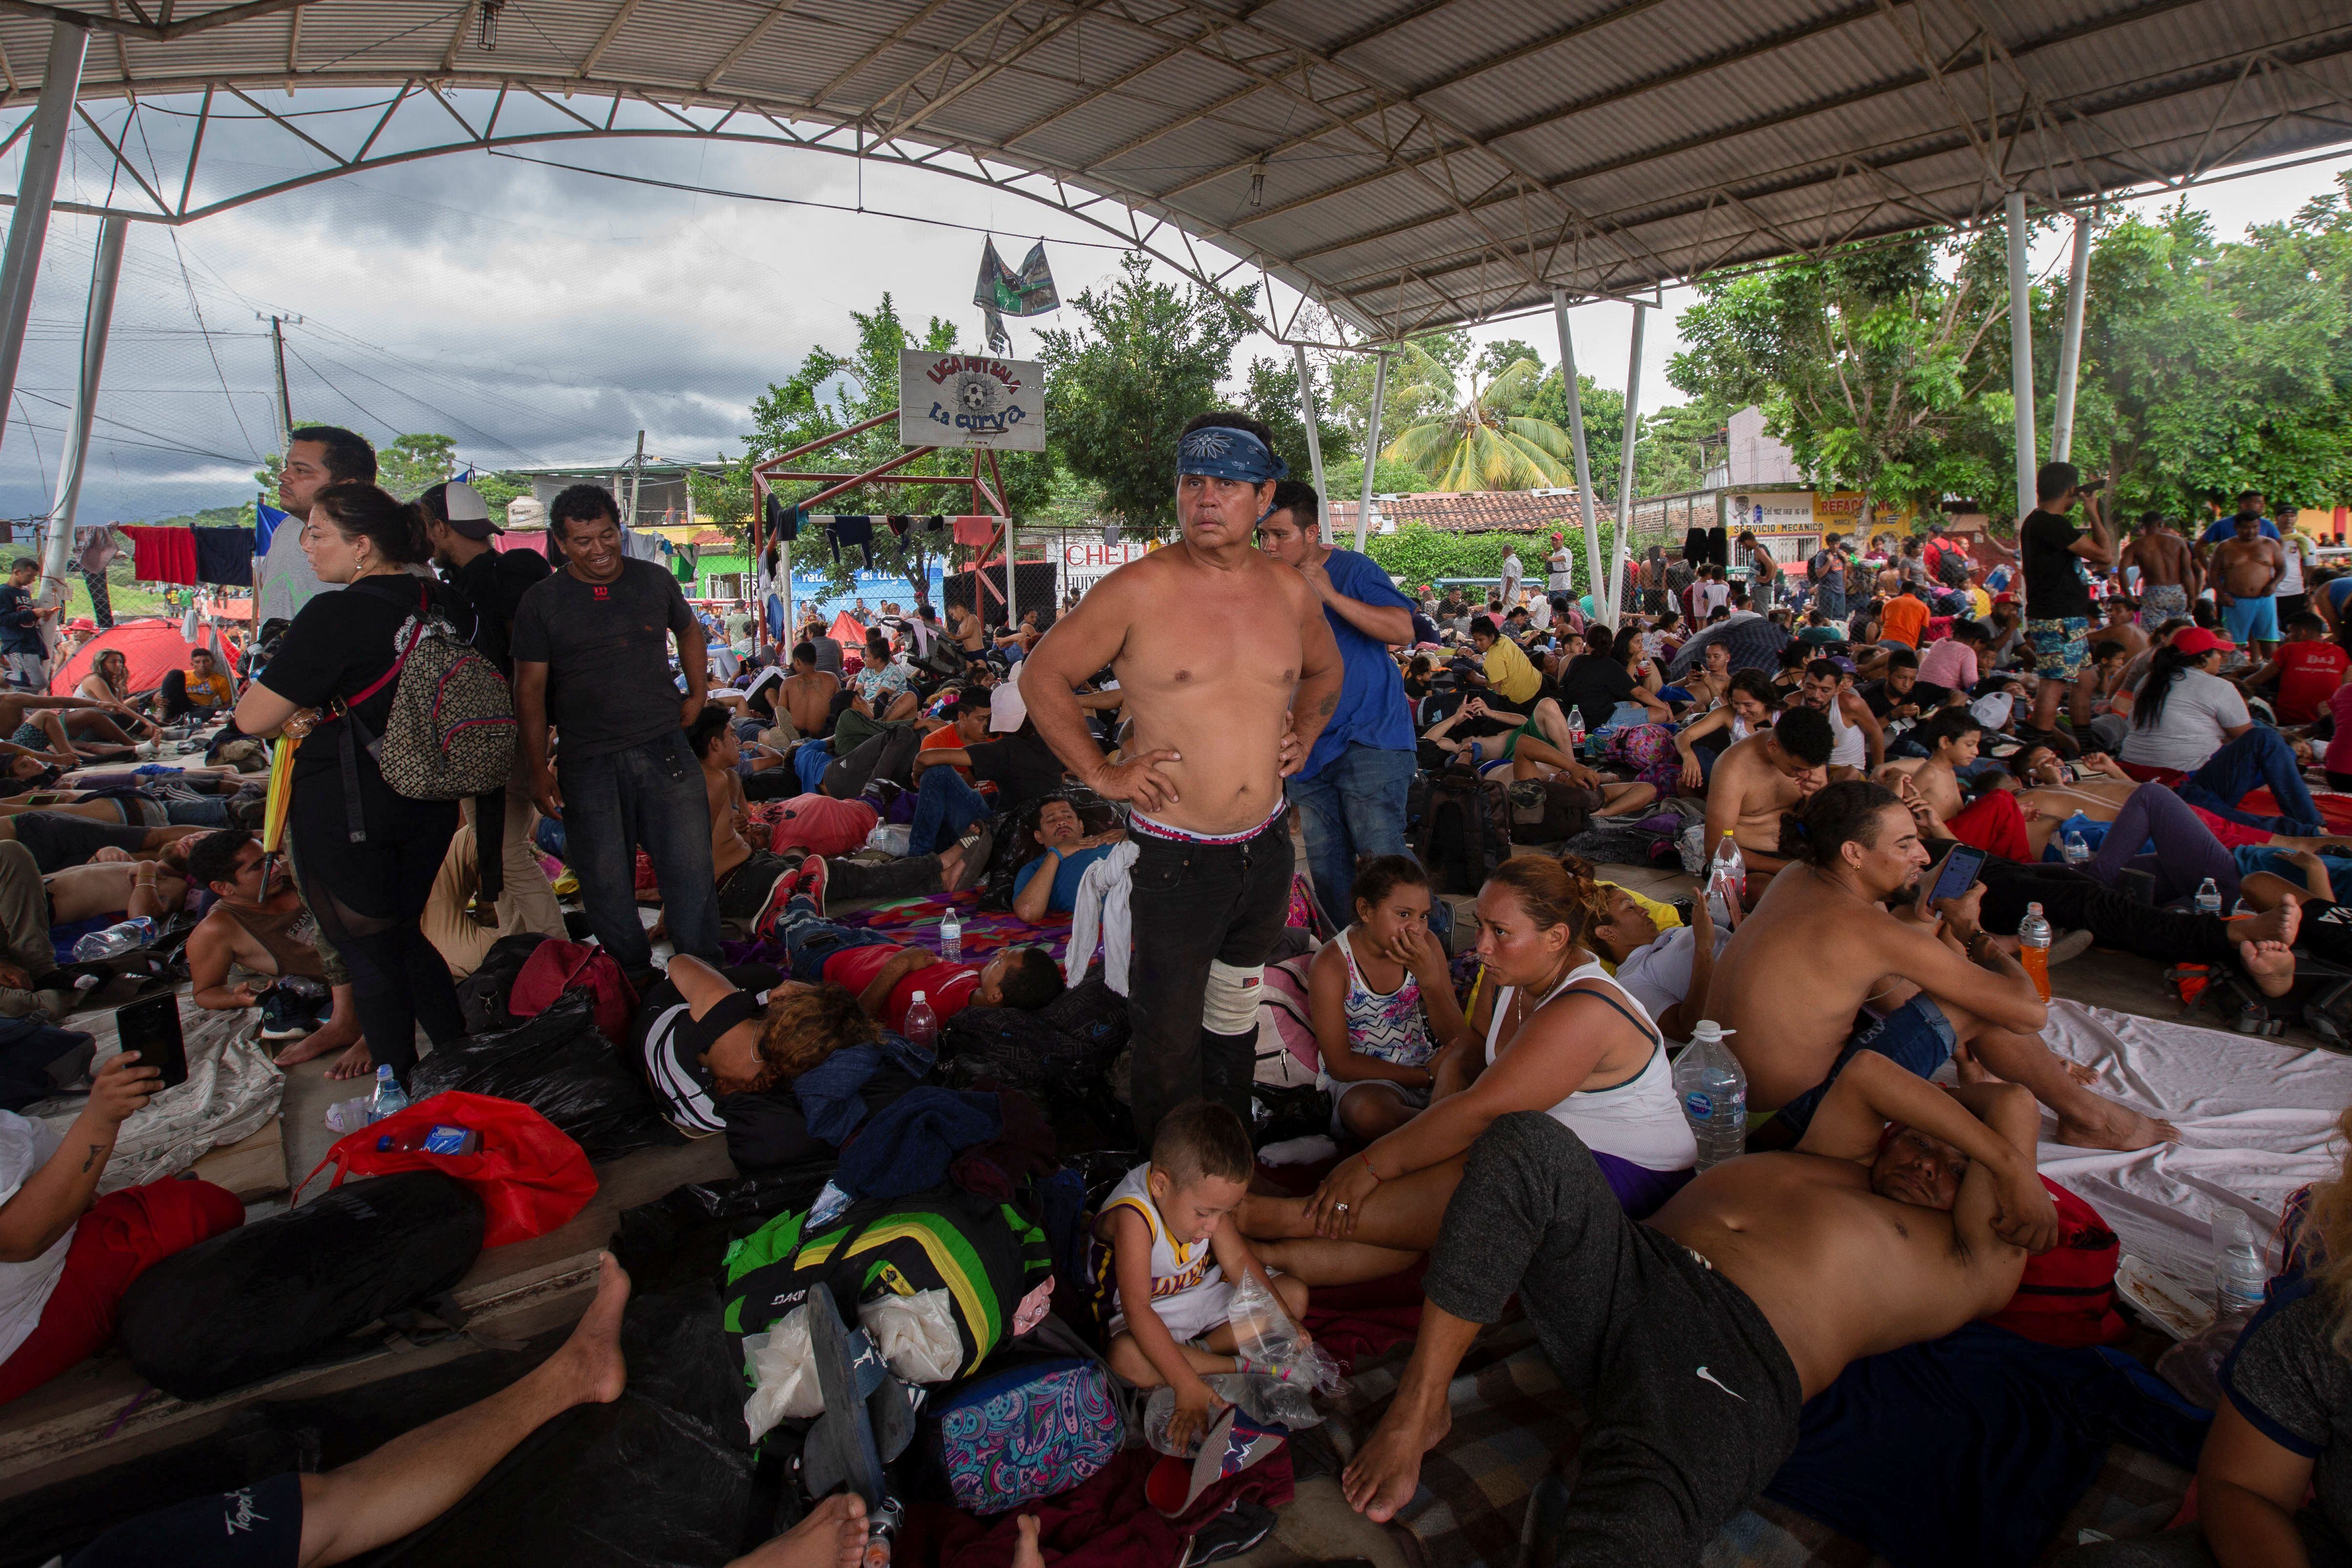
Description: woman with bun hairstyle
231,482,467,1085
1240,854,1698,1281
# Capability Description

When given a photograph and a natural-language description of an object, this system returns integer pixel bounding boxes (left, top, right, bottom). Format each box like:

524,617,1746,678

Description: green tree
1034,252,1258,534
377,434,458,500
1383,351,1578,490
696,293,1054,599
1237,354,1355,483
1668,232,2013,517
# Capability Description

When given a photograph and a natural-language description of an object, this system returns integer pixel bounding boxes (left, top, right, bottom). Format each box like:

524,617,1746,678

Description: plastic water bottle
2212,1205,2269,1322
71,916,158,962
2061,830,2090,866
1707,832,1746,924
938,909,962,964
1566,707,1586,755
2196,878,2224,919
900,991,939,1050
1674,1020,1748,1171
2018,902,2053,1003
368,1063,409,1122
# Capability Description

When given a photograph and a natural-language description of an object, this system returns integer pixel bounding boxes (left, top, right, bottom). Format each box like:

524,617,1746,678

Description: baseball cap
2171,627,2236,657
439,481,501,539
988,660,1027,732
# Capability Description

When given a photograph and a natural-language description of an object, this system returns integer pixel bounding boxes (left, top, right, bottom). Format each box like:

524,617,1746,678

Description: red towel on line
952,515,1001,547
119,525,198,585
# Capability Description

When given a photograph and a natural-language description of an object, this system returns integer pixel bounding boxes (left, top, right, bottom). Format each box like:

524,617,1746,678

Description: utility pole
257,312,301,454
627,429,645,531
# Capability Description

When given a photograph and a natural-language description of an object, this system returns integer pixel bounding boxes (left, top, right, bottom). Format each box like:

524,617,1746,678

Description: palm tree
1381,354,1579,491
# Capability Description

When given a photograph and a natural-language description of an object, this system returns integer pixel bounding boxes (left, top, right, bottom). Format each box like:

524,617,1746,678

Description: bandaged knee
1202,960,1265,1036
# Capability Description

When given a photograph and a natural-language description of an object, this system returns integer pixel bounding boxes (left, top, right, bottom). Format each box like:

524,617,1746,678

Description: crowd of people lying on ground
0,422,2349,1566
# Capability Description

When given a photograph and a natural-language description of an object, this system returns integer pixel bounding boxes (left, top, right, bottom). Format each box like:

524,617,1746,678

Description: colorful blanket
725,889,1074,969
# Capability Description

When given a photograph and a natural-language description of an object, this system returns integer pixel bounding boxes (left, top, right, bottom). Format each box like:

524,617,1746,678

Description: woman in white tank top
1237,858,1699,1272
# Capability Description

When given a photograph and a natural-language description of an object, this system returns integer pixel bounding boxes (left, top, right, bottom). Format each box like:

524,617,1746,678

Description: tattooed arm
0,1053,157,1262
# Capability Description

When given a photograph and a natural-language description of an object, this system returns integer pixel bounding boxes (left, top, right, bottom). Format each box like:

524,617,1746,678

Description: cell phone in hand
1929,843,1989,906
114,993,187,1089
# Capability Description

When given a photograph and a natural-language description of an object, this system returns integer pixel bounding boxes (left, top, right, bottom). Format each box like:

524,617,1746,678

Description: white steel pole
0,22,88,454
2051,209,2093,463
1293,341,1329,543
1353,349,1390,553
1551,289,1604,615
42,213,124,604
2004,191,2040,518
1608,303,1647,627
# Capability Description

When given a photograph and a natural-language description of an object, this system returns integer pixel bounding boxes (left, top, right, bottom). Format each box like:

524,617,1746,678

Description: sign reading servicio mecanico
898,350,1047,452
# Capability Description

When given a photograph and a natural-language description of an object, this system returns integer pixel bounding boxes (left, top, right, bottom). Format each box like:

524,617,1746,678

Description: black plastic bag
456,931,553,1035
357,1283,757,1568
412,991,677,1162
118,1171,484,1401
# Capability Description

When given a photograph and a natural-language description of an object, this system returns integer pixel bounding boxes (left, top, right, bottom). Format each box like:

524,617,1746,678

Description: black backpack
1934,543,1974,588
1417,764,1512,894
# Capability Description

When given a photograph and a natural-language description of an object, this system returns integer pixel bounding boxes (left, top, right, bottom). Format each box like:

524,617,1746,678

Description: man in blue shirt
0,558,52,690
1257,481,1418,918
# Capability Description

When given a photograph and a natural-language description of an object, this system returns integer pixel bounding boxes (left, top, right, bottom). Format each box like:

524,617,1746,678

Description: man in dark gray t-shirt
513,484,719,979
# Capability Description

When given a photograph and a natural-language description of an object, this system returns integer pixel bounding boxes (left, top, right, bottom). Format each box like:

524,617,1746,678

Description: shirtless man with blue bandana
1022,411,1343,1142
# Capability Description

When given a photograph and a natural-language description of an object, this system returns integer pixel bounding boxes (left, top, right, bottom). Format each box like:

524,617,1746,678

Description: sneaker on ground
1179,1499,1276,1567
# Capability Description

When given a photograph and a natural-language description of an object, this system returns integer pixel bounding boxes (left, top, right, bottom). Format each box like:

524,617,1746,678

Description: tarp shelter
51,617,219,698
827,610,867,647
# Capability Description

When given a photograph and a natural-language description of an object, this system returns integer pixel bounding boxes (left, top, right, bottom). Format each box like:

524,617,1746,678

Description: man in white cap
419,480,562,944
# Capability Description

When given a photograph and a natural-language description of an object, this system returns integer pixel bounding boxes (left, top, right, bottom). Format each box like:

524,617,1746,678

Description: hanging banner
1059,538,1149,600
899,351,1047,452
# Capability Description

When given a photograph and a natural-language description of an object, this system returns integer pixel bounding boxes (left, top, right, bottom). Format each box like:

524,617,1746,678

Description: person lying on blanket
755,865,1064,1035
1340,1054,2061,1561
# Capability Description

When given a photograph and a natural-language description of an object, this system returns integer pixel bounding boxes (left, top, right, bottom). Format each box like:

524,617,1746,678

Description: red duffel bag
300,1090,597,1248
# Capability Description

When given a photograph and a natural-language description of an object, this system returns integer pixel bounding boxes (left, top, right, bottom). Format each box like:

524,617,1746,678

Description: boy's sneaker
1179,1499,1276,1566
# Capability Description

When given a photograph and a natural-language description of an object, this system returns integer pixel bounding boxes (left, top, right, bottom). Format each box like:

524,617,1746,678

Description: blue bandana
1176,425,1289,485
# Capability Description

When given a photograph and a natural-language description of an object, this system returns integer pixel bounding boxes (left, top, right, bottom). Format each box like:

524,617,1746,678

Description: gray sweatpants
1429,1114,1804,1568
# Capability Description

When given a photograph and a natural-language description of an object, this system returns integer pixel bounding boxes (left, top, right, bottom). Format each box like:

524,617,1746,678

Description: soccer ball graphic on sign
957,376,997,416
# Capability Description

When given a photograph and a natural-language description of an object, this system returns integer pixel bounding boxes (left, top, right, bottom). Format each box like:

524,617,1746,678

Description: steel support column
2051,209,2093,463
1293,341,1328,544
2004,191,2040,518
1352,349,1390,553
42,213,124,604
1608,304,1648,627
1551,289,1605,616
0,21,88,457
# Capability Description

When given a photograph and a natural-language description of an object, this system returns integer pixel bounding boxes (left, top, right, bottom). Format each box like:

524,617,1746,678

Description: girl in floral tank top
1310,857,1476,1141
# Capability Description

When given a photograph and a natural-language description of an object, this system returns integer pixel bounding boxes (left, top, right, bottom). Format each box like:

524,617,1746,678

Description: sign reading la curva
899,350,1047,452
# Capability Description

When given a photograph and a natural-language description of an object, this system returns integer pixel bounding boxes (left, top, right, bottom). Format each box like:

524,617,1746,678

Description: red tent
51,617,222,697
828,609,867,646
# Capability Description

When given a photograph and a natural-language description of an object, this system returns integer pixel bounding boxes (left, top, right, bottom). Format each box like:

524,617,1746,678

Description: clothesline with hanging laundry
758,502,1007,567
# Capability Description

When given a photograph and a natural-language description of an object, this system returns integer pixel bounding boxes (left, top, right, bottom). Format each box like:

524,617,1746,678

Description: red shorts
0,1176,242,1405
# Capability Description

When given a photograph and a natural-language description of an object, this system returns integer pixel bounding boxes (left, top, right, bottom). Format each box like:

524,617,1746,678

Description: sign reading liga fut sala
898,351,1048,452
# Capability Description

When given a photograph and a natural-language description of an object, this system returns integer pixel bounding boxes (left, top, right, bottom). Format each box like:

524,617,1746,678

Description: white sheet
29,1000,283,1191
2033,1000,2352,1294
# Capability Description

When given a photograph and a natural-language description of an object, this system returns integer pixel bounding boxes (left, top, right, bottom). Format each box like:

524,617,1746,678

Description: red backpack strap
345,584,432,710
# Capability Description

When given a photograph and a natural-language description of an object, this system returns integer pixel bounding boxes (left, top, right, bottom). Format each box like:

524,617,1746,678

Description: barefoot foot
541,1251,631,1406
324,1041,375,1080
2241,937,2300,1000
1012,1515,1044,1568
2235,900,2303,949
2055,1099,2180,1152
1342,1394,1451,1523
728,1492,868,1568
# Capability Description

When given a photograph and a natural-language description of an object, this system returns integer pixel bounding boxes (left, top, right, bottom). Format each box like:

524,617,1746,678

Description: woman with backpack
232,483,469,1086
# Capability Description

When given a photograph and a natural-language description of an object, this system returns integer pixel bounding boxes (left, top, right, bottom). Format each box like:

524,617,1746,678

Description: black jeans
1126,813,1293,1141
1978,859,2236,966
558,730,721,973
291,770,464,1085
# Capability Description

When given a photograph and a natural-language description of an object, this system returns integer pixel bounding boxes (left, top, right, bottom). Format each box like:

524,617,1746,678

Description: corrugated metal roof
1,0,2346,338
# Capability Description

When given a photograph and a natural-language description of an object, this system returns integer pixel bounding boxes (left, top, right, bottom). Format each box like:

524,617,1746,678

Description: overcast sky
0,108,2343,527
